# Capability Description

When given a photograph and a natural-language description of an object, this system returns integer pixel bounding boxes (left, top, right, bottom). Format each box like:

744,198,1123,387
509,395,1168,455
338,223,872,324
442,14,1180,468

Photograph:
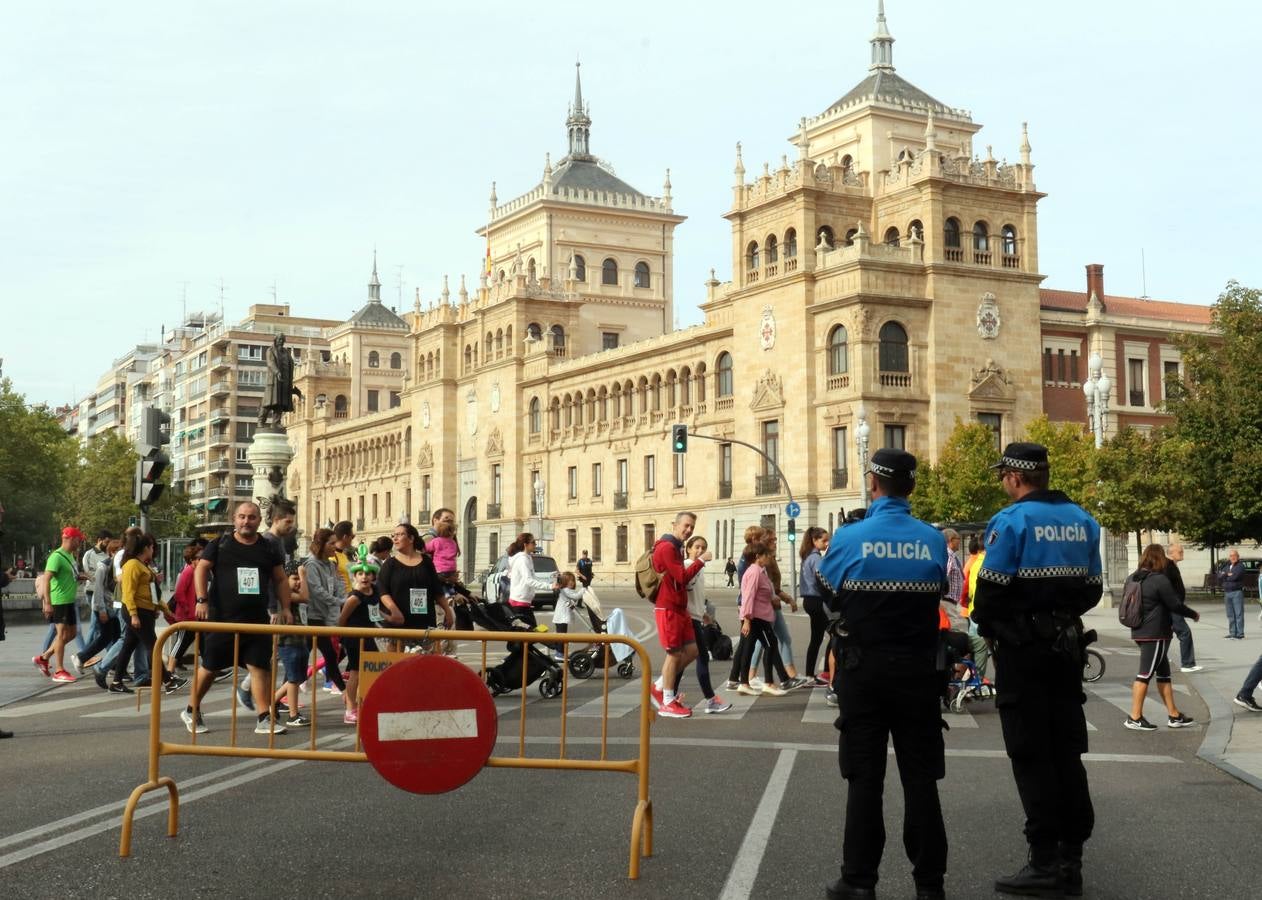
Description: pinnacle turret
870,0,895,72
566,61,592,159
368,251,381,302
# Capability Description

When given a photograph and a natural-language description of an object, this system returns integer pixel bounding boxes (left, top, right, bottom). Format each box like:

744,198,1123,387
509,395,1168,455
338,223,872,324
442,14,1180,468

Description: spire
368,250,382,302
1019,121,1032,166
870,0,895,72
458,274,468,304
566,61,592,159
441,275,450,306
733,142,745,184
662,168,672,204
924,110,937,152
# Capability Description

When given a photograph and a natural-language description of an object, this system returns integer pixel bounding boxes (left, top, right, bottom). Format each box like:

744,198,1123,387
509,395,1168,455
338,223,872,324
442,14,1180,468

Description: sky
3,0,1259,408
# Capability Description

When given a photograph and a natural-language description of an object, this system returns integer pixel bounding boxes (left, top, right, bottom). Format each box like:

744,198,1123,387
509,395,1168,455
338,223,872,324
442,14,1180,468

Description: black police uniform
972,443,1103,895
818,450,949,898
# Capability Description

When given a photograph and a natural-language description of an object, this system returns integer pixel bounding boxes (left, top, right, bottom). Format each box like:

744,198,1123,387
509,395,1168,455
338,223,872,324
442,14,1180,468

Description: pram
466,598,564,699
564,589,636,680
944,657,996,714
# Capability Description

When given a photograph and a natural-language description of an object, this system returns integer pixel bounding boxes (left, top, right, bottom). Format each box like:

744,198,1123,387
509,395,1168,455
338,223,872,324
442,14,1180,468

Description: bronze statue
258,334,303,428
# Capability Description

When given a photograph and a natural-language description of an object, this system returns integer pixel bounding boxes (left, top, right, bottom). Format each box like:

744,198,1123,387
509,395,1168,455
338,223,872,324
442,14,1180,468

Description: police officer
972,442,1102,898
819,449,948,900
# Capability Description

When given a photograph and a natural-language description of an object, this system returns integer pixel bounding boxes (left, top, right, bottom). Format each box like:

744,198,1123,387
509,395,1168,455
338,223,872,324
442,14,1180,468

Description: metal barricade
119,621,655,878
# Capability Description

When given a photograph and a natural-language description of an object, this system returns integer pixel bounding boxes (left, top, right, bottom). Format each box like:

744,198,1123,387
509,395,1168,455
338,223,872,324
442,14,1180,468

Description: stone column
247,428,295,513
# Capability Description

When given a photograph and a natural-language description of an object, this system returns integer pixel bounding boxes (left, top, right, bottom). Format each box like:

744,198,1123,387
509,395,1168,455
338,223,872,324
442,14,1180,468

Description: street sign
360,654,498,794
785,501,801,518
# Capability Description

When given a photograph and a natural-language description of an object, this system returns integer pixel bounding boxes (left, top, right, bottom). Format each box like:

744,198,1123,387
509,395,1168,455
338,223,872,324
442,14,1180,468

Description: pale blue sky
4,0,1258,407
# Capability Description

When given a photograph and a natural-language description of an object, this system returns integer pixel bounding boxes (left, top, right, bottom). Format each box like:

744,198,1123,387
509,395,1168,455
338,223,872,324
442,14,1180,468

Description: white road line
1088,682,1193,718
944,708,979,728
718,749,798,900
567,682,644,718
0,692,124,718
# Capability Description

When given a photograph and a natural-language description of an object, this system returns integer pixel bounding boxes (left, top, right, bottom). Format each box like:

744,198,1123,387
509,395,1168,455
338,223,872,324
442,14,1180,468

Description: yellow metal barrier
119,621,654,878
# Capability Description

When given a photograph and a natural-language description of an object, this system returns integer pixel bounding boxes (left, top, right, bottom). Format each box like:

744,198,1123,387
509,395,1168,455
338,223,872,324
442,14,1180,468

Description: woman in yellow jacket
106,533,186,695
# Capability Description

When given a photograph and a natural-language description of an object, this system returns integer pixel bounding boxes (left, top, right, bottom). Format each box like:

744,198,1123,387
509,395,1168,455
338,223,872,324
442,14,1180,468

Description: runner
379,523,453,650
337,544,403,723
34,527,87,683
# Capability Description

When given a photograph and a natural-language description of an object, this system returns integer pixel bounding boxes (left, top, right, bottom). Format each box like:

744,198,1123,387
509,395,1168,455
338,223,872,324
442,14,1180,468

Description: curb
1189,672,1262,793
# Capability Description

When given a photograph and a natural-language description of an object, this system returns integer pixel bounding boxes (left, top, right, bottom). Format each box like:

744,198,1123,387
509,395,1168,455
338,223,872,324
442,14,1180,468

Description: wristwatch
196,597,209,604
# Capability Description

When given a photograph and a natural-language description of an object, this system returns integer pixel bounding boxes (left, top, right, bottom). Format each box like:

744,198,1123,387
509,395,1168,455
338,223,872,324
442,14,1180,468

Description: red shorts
654,607,695,652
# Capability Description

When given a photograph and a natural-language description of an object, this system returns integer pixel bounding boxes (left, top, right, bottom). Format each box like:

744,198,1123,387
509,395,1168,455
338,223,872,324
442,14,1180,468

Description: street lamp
1083,353,1112,596
856,402,871,507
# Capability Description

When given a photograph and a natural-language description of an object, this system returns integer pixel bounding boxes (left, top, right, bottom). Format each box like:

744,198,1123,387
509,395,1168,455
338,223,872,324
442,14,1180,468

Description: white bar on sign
378,709,478,741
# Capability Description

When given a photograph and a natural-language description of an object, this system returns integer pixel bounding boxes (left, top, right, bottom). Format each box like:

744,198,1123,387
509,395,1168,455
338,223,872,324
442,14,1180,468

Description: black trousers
80,612,121,662
112,610,170,685
995,639,1094,853
802,595,829,676
837,647,946,891
736,618,788,685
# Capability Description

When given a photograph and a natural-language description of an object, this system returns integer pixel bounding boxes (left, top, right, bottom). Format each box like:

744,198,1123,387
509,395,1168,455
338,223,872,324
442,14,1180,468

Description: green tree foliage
1094,427,1184,538
0,378,76,556
911,420,1007,523
1023,415,1096,508
1165,281,1262,545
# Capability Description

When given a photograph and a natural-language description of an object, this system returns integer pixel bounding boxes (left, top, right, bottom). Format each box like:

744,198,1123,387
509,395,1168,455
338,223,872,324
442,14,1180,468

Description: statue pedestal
247,428,295,506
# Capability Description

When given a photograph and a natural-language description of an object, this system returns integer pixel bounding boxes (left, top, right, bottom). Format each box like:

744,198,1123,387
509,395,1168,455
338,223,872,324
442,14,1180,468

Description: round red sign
360,654,499,794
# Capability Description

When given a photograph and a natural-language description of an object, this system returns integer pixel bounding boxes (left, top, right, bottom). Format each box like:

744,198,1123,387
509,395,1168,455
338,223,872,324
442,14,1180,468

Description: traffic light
671,424,688,453
787,518,797,544
134,445,169,508
141,406,171,448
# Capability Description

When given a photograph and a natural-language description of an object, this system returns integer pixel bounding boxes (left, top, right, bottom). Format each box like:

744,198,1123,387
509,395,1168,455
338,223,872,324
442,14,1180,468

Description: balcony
613,491,628,510
826,373,850,391
878,372,912,388
832,468,849,490
210,381,230,397
718,480,732,500
486,502,502,519
755,474,782,496
210,458,230,475
238,381,264,392
208,431,230,449
211,355,231,370
210,407,231,421
944,247,964,263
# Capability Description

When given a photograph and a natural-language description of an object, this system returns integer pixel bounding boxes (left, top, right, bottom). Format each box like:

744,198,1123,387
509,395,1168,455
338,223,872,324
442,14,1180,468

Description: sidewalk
1084,599,1262,791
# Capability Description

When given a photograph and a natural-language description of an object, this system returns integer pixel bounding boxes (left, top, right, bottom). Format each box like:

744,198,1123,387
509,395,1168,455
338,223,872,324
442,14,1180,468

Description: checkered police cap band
998,455,1046,471
868,461,916,480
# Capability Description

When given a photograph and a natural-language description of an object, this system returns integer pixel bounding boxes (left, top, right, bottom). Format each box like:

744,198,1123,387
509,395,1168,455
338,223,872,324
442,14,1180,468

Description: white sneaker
761,683,787,697
748,678,766,691
1181,665,1204,673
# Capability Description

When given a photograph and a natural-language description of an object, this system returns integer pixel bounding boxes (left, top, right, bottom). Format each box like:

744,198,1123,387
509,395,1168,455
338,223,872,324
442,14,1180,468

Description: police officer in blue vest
972,442,1102,898
819,448,948,900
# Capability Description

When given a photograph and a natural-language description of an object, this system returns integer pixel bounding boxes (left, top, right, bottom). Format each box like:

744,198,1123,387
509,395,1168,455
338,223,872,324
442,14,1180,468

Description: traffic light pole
684,431,799,600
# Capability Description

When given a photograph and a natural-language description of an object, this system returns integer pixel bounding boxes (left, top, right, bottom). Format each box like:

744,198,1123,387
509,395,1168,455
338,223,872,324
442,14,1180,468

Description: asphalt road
1,595,1258,899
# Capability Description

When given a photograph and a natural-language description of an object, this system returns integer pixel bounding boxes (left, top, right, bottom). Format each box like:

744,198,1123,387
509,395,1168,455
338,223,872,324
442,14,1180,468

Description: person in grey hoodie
1124,544,1200,731
300,528,347,694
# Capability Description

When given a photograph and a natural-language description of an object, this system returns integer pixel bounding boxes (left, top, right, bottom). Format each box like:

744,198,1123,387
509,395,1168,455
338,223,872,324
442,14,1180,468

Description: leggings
802,595,829,676
307,620,347,691
737,618,788,686
750,607,795,674
112,610,170,684
1136,639,1172,684
169,628,196,665
686,618,715,700
79,612,120,662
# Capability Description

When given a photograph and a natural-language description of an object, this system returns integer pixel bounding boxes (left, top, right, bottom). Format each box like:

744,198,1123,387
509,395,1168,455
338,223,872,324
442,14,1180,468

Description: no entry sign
360,654,499,794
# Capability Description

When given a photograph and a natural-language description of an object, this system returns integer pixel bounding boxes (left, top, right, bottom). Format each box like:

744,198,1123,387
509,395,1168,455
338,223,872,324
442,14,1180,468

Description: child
550,572,585,662
274,562,310,726
684,537,731,713
337,545,403,724
736,543,792,696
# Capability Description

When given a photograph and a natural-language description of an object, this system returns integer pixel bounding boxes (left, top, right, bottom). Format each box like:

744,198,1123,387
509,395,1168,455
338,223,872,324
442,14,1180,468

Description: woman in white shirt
506,532,556,629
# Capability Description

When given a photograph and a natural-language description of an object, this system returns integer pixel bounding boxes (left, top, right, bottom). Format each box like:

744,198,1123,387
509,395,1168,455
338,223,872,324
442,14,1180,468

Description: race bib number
409,588,428,615
368,603,383,624
298,605,308,625
113,600,123,610
237,568,260,595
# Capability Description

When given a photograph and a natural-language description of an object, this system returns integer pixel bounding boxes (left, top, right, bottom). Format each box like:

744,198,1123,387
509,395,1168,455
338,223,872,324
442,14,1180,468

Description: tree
0,378,76,558
910,419,1007,523
1095,427,1185,549
1023,415,1097,508
1165,281,1262,545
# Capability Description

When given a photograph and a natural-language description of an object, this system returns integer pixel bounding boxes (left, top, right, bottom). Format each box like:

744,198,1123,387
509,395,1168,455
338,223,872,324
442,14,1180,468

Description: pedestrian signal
671,424,687,453
787,518,797,544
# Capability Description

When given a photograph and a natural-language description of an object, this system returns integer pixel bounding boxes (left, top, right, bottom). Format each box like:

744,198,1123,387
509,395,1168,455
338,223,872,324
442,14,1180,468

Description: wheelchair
943,652,996,714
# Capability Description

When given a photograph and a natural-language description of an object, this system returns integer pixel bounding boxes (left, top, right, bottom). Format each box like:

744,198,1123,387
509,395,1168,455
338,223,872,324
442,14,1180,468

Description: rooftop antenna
269,280,278,303
180,281,189,327
217,277,227,321
1140,248,1149,299
395,264,404,306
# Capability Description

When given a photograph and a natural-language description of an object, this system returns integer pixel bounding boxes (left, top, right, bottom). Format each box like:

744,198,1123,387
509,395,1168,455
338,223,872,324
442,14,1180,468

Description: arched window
550,324,565,353
404,427,411,458
878,321,909,373
944,217,961,248
314,449,321,476
504,326,512,351
495,329,503,357
389,351,402,370
636,376,649,415
884,227,900,247
843,228,858,247
840,154,853,175
765,234,778,263
634,261,650,289
818,225,835,248
528,397,541,434
550,398,561,431
334,395,348,418
527,257,536,281
563,395,573,427
573,254,586,282
463,345,472,370
601,258,619,286
597,387,608,421
650,374,662,412
1001,224,1018,256
695,363,707,402
716,352,734,398
368,350,380,368
907,219,924,241
784,228,798,258
611,383,623,417
746,241,760,270
679,366,692,404
527,322,542,341
973,221,989,252
497,269,505,282
828,325,849,376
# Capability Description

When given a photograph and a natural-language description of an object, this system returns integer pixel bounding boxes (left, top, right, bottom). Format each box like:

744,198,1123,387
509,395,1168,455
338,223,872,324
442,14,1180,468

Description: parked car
1203,557,1262,598
481,553,560,609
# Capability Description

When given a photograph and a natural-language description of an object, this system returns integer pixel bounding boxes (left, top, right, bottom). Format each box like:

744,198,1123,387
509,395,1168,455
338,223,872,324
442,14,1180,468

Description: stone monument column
248,429,295,511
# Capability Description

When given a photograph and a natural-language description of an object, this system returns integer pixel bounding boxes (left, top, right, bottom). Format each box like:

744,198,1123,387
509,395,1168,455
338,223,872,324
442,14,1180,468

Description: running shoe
237,686,255,711
33,655,51,677
181,708,209,734
1234,694,1262,712
51,669,77,683
702,696,733,714
164,676,189,695
1180,665,1204,673
285,715,311,728
343,709,359,725
107,680,133,694
735,683,760,696
658,699,692,718
811,674,831,687
276,698,308,713
748,677,767,691
650,684,664,710
825,690,839,707
254,715,287,735
323,684,343,696
1168,713,1195,728
761,683,788,697
69,654,82,674
94,669,109,691
724,679,740,690
783,676,809,691
1124,716,1157,731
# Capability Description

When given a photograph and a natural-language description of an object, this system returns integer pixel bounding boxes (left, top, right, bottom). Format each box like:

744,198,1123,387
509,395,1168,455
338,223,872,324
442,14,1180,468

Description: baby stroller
566,589,636,680
944,657,996,714
467,598,564,699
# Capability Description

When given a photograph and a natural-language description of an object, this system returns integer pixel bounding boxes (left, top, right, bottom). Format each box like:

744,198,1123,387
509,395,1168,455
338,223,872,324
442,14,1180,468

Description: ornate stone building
284,5,1212,581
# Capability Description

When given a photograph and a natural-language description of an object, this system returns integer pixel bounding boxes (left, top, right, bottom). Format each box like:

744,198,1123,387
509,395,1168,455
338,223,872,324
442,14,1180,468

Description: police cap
868,447,917,481
991,441,1050,471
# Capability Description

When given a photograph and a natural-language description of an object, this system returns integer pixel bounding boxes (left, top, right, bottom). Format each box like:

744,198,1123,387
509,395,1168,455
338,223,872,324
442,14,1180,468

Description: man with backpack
639,511,709,719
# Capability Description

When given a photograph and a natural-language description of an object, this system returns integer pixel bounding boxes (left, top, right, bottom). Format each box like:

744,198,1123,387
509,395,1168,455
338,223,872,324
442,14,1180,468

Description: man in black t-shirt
182,502,292,735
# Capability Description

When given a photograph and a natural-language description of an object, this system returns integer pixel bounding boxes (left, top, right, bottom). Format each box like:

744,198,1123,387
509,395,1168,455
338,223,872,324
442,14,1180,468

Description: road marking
0,692,123,718
378,709,477,741
567,682,643,718
801,687,835,724
718,749,797,900
1088,682,1194,718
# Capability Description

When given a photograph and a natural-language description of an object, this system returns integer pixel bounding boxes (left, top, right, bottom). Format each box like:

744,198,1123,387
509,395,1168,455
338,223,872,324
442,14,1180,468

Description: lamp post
1083,353,1111,596
856,402,871,507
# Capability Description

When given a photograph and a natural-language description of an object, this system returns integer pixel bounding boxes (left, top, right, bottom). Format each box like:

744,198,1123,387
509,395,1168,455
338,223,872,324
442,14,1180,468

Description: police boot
824,877,875,900
1058,843,1083,897
994,846,1064,898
